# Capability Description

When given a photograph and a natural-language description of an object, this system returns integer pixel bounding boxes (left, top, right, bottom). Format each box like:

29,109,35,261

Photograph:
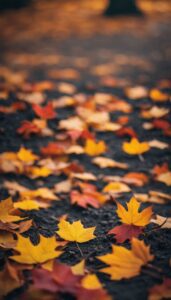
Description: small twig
146,264,162,273
139,154,144,162
141,268,161,279
146,218,168,234
76,242,84,257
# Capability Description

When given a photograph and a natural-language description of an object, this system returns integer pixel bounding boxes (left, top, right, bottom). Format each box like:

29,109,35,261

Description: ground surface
0,1,171,300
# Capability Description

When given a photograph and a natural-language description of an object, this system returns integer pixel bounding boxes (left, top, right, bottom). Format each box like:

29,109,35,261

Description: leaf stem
76,242,84,257
139,154,144,162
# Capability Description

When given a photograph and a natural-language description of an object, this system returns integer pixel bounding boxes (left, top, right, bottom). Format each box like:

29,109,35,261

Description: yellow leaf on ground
17,147,38,163
10,234,62,264
103,182,130,193
28,166,52,178
98,238,153,280
122,138,150,155
84,139,106,156
116,197,153,226
81,274,102,289
0,198,24,223
57,220,96,243
131,238,154,264
14,200,40,210
71,260,85,275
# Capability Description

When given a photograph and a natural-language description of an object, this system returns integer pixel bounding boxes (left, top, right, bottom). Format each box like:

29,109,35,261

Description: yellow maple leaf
28,166,52,178
17,147,38,163
122,138,150,155
10,234,62,264
71,260,85,275
84,139,106,156
81,274,102,289
131,238,154,264
116,197,153,227
20,187,57,201
98,238,153,280
0,198,23,223
103,182,130,193
56,220,96,243
14,200,40,210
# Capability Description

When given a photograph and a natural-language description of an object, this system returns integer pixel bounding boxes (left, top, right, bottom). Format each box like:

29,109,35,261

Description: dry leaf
123,138,150,155
57,220,96,243
11,234,62,264
92,157,128,169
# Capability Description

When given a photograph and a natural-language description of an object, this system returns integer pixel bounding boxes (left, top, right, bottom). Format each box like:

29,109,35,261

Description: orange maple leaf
116,197,153,227
98,238,154,280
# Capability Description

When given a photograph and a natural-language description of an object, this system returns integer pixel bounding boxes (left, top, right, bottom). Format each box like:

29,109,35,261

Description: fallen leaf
103,182,131,194
84,139,106,156
32,103,56,119
157,172,171,186
122,138,150,155
57,220,96,243
98,238,153,280
148,140,168,149
150,89,169,102
81,274,102,289
151,215,171,228
17,147,38,163
10,234,62,264
0,198,24,223
92,156,128,169
108,224,143,243
71,260,85,276
116,197,153,226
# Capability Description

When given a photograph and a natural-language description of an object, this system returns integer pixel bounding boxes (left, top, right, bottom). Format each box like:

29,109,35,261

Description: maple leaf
98,238,154,280
81,274,102,290
17,147,38,163
32,261,81,294
84,139,106,156
122,138,150,155
157,172,171,186
92,156,128,169
116,197,153,226
10,234,62,264
0,198,24,223
109,224,143,243
14,199,40,210
103,182,130,193
108,197,152,242
17,120,40,138
32,103,56,119
70,190,104,208
57,220,96,243
71,260,85,276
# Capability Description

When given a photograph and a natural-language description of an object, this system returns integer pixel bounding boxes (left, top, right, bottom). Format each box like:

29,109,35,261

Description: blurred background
0,0,171,86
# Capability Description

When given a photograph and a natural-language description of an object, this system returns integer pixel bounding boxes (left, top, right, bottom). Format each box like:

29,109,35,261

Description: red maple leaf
32,103,56,119
17,120,40,138
108,224,143,243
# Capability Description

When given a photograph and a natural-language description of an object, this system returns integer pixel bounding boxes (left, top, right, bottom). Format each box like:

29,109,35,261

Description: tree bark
104,0,142,16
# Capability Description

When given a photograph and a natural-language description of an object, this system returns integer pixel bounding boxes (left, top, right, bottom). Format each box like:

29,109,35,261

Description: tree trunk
104,0,142,16
0,0,31,10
